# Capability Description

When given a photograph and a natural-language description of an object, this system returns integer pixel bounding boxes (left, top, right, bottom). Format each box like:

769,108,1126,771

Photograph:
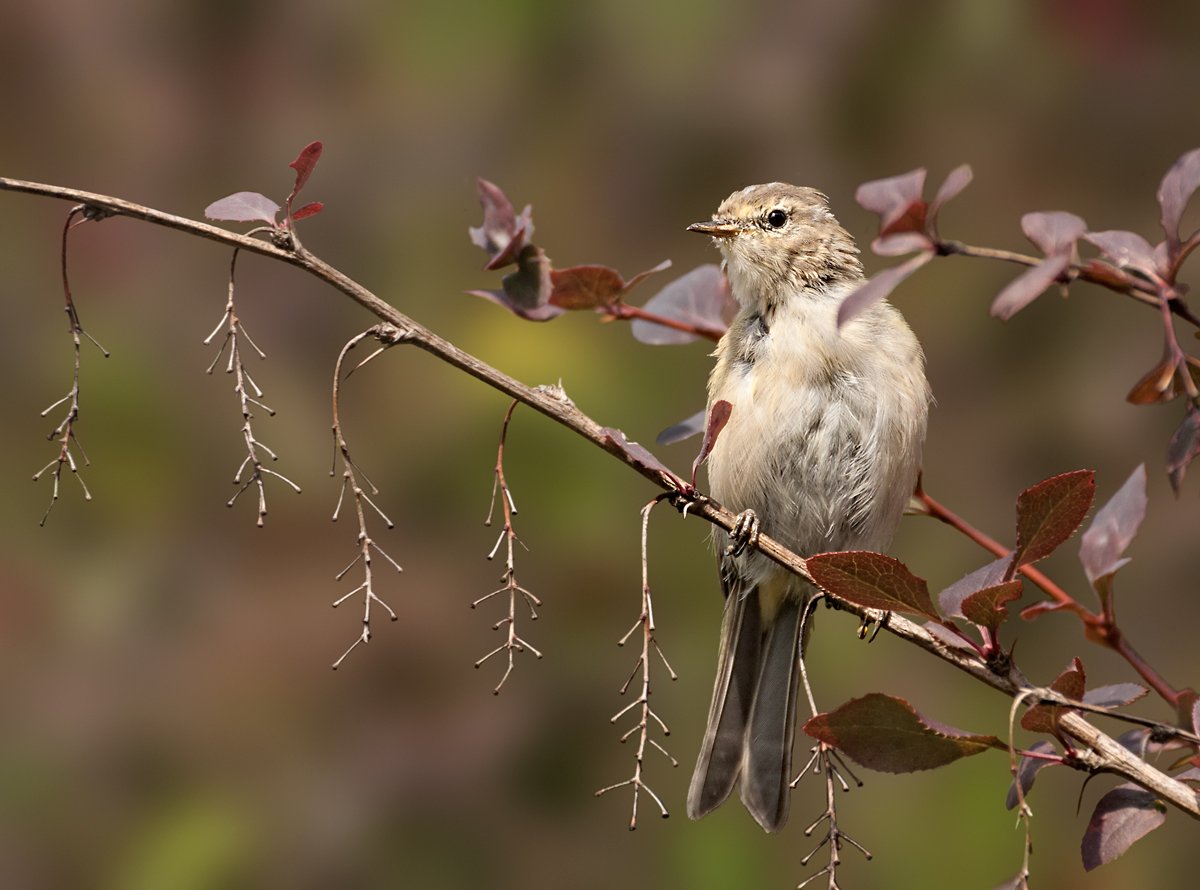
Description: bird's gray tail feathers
687,588,805,833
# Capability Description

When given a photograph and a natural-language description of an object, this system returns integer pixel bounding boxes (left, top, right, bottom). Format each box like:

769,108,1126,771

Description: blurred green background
1,1,1198,887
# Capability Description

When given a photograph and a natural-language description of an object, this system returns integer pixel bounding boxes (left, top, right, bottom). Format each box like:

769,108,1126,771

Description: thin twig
206,247,300,526
33,205,109,524
600,302,725,342
794,744,870,890
937,238,1200,323
329,326,405,669
595,494,678,828
473,399,543,693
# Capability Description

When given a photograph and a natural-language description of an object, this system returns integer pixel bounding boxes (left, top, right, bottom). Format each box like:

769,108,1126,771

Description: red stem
600,303,724,342
914,486,1081,612
916,485,1184,707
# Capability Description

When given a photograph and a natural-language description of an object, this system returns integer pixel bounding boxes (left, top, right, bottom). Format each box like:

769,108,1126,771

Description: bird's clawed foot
856,609,891,642
724,509,760,558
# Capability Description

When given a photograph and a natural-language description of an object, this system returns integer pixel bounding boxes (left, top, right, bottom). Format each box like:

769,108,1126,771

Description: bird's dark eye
766,208,788,229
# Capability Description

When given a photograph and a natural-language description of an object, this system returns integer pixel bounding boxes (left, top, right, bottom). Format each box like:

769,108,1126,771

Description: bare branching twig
595,495,678,828
205,247,300,526
329,325,406,669
473,399,543,693
32,205,110,524
793,744,869,890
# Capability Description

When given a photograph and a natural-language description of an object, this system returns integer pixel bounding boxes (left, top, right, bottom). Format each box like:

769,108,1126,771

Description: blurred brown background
1,1,1198,888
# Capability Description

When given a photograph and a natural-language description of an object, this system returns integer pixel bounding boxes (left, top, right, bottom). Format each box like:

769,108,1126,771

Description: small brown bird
686,183,930,832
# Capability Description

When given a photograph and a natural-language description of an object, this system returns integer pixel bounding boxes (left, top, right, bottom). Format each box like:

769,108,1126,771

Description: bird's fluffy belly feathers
705,297,925,583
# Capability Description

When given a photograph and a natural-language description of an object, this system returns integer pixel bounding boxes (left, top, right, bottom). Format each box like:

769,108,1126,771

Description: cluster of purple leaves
467,180,736,451
801,464,1199,870
844,149,1200,322
466,180,734,338
465,178,685,322
205,141,325,228
836,164,973,326
849,148,1200,491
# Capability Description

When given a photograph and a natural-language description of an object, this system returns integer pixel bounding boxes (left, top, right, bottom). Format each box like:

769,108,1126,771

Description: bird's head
688,183,863,309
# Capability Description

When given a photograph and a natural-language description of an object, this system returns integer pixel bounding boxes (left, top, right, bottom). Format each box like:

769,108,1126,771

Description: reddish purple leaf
938,556,1012,618
548,264,627,310
1115,727,1154,758
548,260,671,311
804,693,1002,773
1167,406,1200,494
806,551,939,621
837,251,933,327
1012,470,1095,569
1126,352,1183,405
1058,656,1087,696
601,427,686,491
632,264,730,345
1154,239,1172,272
960,580,1023,634
288,141,323,200
856,169,928,237
989,254,1072,321
1006,740,1059,810
623,258,673,292
1081,784,1167,871
871,231,934,257
1084,230,1160,277
1158,147,1200,247
204,191,281,224
501,243,553,310
290,201,324,221
466,288,564,321
1021,657,1086,736
1186,691,1200,735
1082,683,1148,709
924,620,976,651
1078,465,1146,586
691,400,732,487
928,164,973,221
468,179,534,270
1019,599,1073,621
655,409,705,446
466,244,560,321
1021,211,1087,257
1079,257,1138,291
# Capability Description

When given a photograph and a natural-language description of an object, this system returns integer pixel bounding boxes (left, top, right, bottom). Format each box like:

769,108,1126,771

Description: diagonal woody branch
1,175,1195,821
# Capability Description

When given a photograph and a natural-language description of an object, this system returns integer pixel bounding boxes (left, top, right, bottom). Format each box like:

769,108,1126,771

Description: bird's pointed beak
687,220,742,237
